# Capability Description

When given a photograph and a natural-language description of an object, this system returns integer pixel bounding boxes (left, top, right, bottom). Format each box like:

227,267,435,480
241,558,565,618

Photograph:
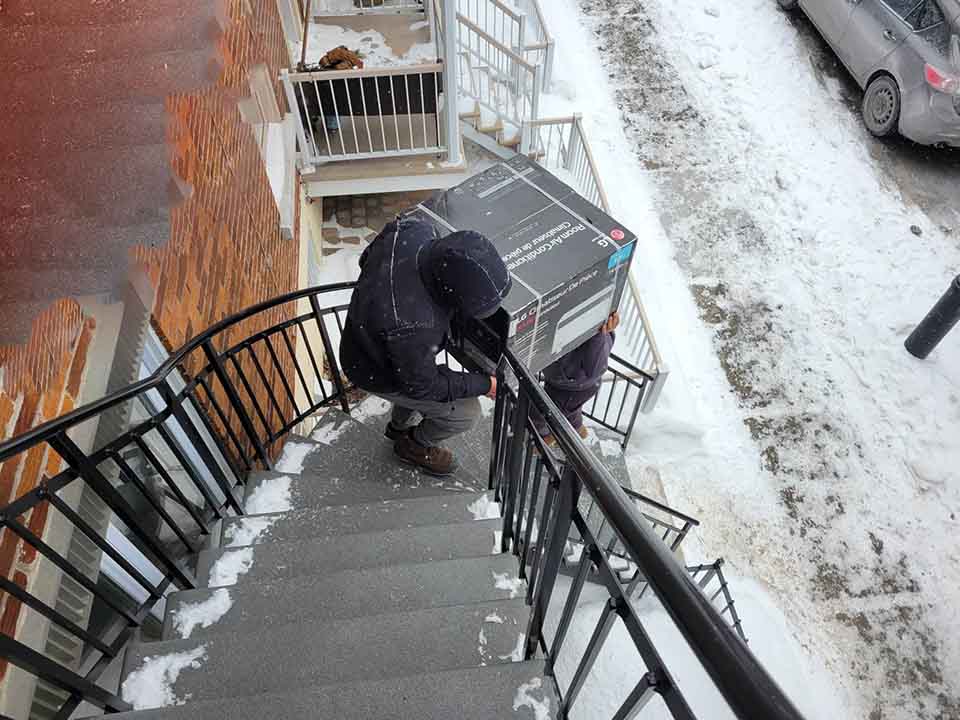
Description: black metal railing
0,284,354,717
490,348,805,719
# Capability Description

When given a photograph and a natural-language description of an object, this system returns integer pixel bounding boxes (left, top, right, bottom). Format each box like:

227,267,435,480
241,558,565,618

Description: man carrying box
340,217,511,477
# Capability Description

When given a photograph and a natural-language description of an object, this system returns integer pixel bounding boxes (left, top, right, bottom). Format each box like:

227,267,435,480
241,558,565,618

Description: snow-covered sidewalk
538,0,960,718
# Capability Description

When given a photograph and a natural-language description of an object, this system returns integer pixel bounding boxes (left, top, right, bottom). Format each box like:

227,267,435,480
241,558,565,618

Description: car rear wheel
862,75,901,138
776,0,799,9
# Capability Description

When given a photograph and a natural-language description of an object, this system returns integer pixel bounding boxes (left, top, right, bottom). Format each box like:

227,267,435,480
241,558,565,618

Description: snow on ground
541,0,960,717
170,589,233,639
243,475,293,514
297,21,436,67
121,646,206,710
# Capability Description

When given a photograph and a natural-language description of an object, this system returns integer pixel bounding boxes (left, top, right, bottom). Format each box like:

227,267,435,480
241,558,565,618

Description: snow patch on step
513,677,552,720
479,395,495,417
208,548,253,587
244,476,293,515
171,589,232,639
275,441,317,473
499,633,526,662
311,421,350,446
352,394,392,422
493,571,524,598
468,493,501,520
493,530,503,554
224,516,278,548
121,646,206,710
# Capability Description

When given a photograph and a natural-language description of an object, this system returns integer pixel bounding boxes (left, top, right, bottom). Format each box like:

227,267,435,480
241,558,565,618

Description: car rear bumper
900,84,960,147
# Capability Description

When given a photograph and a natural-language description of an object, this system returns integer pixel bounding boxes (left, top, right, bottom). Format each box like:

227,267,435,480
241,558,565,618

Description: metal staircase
0,283,805,720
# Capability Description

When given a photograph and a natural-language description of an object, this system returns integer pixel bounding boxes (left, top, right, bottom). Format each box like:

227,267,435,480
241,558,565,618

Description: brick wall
134,0,300,464
0,0,298,683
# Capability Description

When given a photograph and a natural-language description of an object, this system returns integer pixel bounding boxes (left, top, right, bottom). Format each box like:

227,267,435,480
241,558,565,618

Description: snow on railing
282,64,450,165
456,13,541,144
524,115,668,408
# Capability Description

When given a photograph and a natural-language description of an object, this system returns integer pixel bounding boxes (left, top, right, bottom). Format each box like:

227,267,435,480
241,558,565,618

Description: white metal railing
514,0,554,90
456,13,541,144
524,115,668,408
282,63,451,165
311,0,424,15
457,0,525,51
456,0,554,92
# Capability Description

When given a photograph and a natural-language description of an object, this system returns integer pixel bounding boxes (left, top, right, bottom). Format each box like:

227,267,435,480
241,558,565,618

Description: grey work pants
372,392,481,447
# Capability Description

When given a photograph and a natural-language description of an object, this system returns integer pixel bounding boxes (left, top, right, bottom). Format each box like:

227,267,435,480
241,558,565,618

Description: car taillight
925,63,960,94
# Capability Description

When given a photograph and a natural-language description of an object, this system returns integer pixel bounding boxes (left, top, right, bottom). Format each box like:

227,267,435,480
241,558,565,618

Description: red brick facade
0,0,298,682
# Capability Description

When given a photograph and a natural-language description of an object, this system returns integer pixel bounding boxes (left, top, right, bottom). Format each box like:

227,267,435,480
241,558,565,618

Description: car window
909,0,955,54
907,0,946,28
918,18,954,54
884,0,925,21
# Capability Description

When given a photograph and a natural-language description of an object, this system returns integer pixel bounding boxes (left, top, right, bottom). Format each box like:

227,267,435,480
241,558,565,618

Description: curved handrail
501,345,805,720
0,282,358,463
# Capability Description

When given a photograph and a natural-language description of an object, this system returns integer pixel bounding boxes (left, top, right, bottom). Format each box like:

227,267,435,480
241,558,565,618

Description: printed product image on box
407,154,636,373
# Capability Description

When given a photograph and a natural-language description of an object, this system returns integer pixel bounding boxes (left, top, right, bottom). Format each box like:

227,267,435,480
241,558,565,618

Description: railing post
281,69,315,171
488,364,508,492
156,380,244,515
564,116,578,171
521,64,541,155
501,388,530,552
202,339,273,471
442,0,462,165
543,38,555,92
641,366,669,414
310,296,351,414
525,464,578,659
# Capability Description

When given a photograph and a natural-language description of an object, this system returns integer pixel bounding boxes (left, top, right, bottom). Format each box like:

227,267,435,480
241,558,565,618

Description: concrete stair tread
163,554,520,640
123,599,532,704
249,411,485,509
226,491,500,547
110,662,558,719
345,394,497,485
196,519,503,587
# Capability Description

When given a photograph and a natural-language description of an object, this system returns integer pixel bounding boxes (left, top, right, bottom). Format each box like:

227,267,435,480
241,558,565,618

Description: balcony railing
283,64,450,165
311,0,425,16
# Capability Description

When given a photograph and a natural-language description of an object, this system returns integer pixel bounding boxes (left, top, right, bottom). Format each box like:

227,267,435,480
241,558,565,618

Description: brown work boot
394,433,458,477
577,425,590,440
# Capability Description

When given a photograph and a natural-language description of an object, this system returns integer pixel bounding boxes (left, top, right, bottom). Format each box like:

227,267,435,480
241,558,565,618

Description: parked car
780,0,960,146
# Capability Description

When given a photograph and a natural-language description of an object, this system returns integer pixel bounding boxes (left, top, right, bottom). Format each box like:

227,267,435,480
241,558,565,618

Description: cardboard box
407,155,636,374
